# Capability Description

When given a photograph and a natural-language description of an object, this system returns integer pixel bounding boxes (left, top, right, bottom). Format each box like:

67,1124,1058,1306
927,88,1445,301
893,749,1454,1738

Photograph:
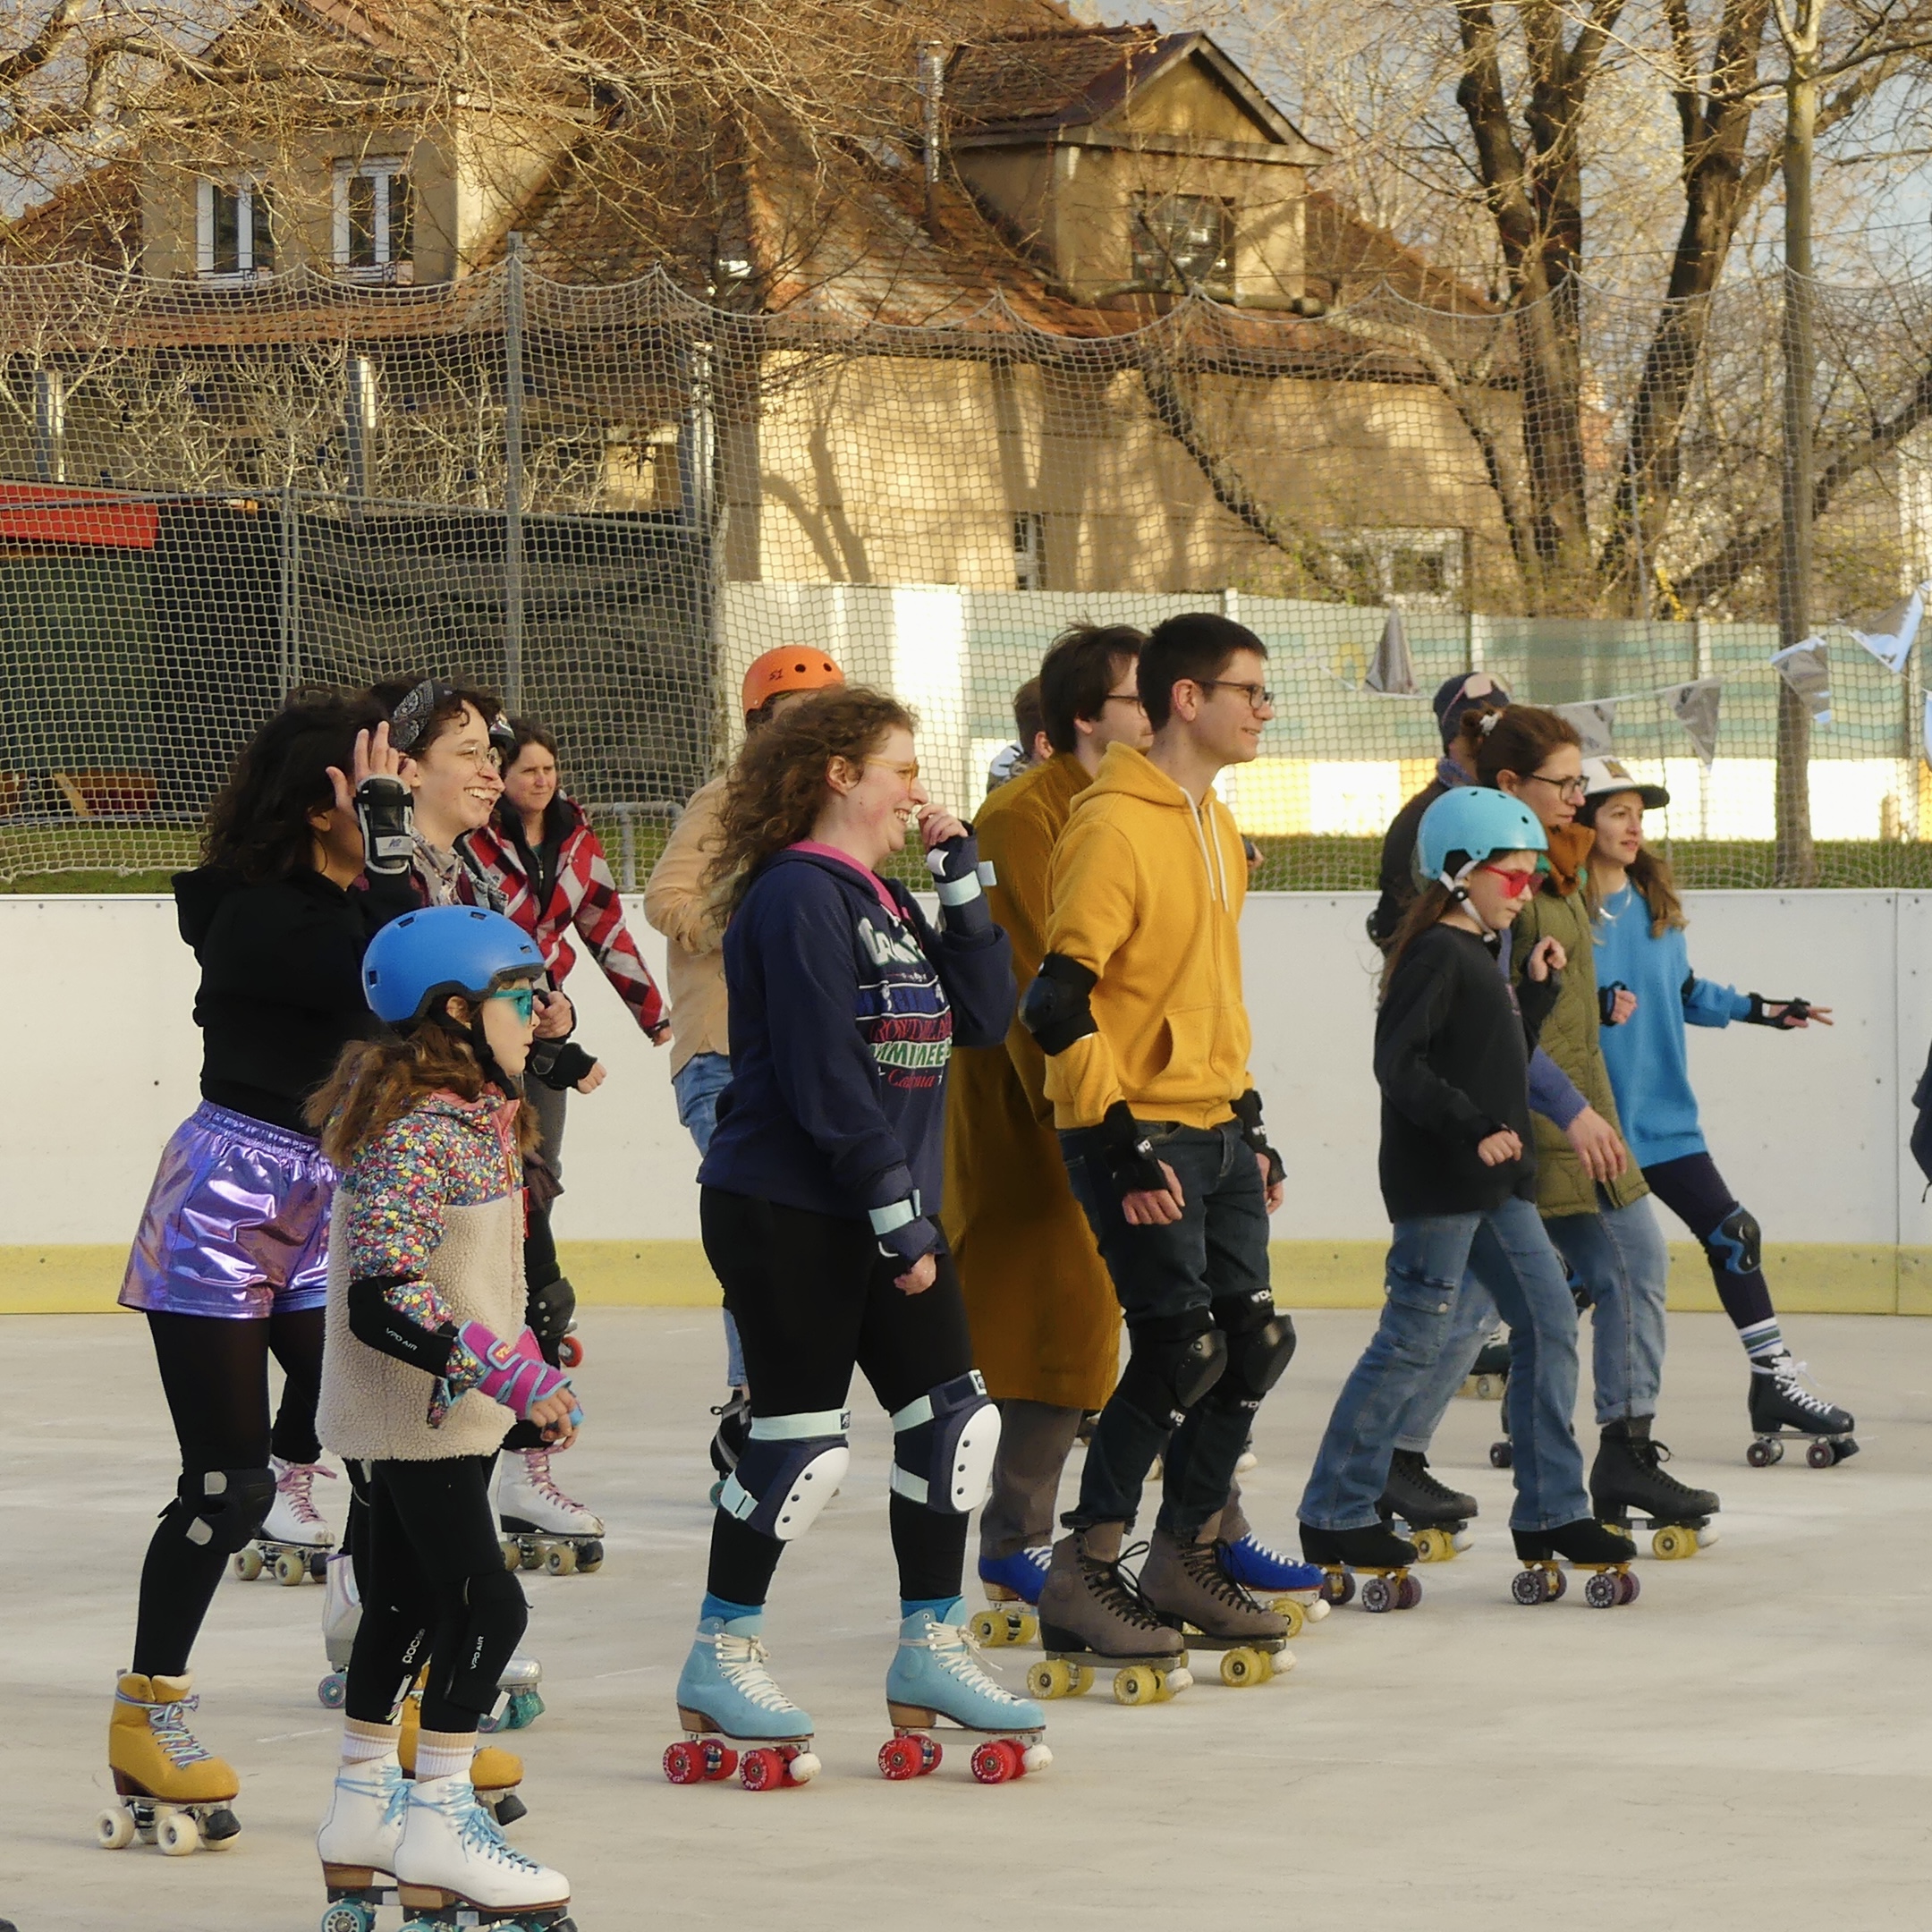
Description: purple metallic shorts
119,1102,339,1319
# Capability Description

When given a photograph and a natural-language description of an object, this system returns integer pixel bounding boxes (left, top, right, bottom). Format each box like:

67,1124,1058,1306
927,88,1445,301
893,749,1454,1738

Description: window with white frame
334,159,413,278
196,180,274,277
1130,192,1233,297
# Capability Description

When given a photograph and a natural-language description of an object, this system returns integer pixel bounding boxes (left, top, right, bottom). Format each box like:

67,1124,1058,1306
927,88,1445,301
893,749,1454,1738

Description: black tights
131,1308,325,1678
1642,1152,1777,1332
700,1190,975,1608
343,1454,528,1734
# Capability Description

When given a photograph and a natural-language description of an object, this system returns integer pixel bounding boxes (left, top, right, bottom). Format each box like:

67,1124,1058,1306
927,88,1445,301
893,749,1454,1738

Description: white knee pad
889,1372,1001,1514
718,1410,851,1540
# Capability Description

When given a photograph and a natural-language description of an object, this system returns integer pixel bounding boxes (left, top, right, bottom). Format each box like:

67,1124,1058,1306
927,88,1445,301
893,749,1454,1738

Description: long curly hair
706,686,915,909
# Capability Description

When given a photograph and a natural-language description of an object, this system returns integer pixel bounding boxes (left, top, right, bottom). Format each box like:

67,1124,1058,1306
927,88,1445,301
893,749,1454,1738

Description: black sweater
1374,922,1560,1220
175,865,415,1132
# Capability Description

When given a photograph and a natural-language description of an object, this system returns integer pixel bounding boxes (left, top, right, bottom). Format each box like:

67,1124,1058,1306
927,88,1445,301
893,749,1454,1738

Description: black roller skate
1377,1449,1477,1563
1590,1418,1719,1561
1747,1354,1858,1468
1460,1329,1512,1400
1299,1521,1422,1614
1511,1520,1640,1607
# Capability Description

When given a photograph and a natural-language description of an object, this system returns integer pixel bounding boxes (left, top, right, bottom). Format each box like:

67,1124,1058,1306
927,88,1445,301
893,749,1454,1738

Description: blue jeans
1299,1194,1590,1535
1060,1119,1277,1541
674,1053,744,1389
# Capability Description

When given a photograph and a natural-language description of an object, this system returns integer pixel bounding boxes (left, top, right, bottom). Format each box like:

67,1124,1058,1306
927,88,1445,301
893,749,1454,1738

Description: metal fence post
504,233,526,715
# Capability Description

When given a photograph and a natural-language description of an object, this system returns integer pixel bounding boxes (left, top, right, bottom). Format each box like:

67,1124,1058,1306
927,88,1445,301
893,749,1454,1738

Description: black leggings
131,1308,324,1678
1642,1151,1777,1331
700,1189,976,1607
343,1454,528,1734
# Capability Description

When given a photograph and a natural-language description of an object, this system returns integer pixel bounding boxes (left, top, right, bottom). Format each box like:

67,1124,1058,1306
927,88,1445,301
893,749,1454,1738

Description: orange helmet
741,646,845,719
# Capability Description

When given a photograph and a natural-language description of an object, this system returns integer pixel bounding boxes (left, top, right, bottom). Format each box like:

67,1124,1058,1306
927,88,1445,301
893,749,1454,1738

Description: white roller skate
393,1773,572,1928
318,1552,360,1708
666,1613,819,1792
497,1449,605,1577
236,1457,337,1585
318,1747,406,1928
881,1602,1050,1784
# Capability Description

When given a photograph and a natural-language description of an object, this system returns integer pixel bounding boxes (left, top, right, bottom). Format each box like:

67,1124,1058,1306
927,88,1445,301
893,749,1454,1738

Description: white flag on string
1771,640,1833,724
1847,584,1928,675
1554,700,1617,757
1366,606,1417,695
1668,679,1721,765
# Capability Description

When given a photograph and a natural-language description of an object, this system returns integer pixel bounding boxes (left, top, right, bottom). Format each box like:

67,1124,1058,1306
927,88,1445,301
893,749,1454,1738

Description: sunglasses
1474,864,1539,899
489,986,538,1023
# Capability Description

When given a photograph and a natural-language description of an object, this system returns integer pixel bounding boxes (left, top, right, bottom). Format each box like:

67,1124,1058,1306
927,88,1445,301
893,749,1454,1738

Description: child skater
310,906,579,1927
1579,757,1855,1459
1298,788,1637,1594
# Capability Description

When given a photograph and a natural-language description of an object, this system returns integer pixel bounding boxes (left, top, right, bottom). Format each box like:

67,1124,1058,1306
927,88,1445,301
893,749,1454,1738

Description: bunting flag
1771,640,1833,724
1554,699,1617,757
1365,606,1417,695
1846,584,1927,674
1668,679,1721,765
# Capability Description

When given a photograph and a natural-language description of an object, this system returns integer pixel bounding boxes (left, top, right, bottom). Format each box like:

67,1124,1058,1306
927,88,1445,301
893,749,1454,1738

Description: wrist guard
533,1039,597,1089
457,1319,580,1425
1097,1101,1169,1197
926,833,995,936
1597,980,1629,1025
868,1194,938,1266
1743,993,1812,1030
355,774,414,877
1230,1088,1284,1188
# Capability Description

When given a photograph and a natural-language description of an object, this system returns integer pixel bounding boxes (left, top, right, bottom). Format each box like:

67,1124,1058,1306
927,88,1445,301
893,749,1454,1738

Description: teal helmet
1414,786,1547,887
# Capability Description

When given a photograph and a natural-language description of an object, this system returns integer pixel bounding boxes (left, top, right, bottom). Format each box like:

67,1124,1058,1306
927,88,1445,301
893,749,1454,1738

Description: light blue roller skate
666,1614,818,1792
880,1602,1051,1786
1218,1535,1330,1632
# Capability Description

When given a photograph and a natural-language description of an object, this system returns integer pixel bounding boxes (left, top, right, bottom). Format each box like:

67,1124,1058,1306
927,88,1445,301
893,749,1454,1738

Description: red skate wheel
879,1736,923,1781
969,1740,1016,1784
558,1335,584,1368
917,1736,942,1775
741,1748,782,1791
702,1741,737,1781
664,1741,706,1785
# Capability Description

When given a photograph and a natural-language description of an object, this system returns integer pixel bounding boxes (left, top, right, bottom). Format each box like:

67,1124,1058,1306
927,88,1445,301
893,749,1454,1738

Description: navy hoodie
699,847,1014,1257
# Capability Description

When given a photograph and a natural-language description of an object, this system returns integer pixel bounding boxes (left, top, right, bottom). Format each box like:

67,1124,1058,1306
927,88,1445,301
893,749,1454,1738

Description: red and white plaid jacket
468,798,669,1040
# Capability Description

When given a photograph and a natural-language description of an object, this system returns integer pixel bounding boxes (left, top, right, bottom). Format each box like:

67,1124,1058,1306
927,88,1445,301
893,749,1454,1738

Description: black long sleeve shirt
1373,922,1560,1220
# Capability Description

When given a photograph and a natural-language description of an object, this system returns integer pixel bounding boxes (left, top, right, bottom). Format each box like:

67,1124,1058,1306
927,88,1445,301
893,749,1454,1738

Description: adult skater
643,646,846,1479
1025,612,1295,1671
1298,788,1634,1591
672,686,1046,1780
310,906,574,1925
1579,758,1855,1457
105,692,416,1855
985,675,1051,789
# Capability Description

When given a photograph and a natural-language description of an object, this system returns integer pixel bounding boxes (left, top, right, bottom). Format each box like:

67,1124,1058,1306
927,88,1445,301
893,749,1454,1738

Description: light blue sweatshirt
1591,882,1751,1169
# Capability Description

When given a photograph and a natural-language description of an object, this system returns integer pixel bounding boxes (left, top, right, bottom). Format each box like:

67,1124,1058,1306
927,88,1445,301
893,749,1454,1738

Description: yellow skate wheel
969,1610,1007,1647
1026,1658,1072,1699
1651,1525,1696,1561
1113,1665,1160,1705
1068,1664,1095,1697
1268,1598,1307,1640
544,1546,578,1577
1412,1528,1454,1564
1014,1614,1039,1646
232,1546,263,1582
274,1549,307,1587
499,1537,521,1573
1219,1648,1266,1688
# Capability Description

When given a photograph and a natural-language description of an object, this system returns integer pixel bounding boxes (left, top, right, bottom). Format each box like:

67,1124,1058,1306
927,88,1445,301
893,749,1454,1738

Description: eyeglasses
1474,864,1539,899
1102,692,1146,711
489,986,538,1023
865,758,921,784
1523,772,1587,801
1198,681,1275,712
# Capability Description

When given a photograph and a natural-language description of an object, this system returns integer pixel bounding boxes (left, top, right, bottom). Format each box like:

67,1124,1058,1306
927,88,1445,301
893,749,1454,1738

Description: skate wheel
1511,1568,1548,1606
1027,1659,1072,1699
739,1747,781,1791
703,1741,737,1780
969,1609,1008,1647
558,1335,584,1368
1360,1575,1394,1614
1270,1599,1306,1640
879,1735,924,1781
318,1670,347,1710
321,1902,377,1932
1490,1440,1513,1470
1651,1525,1696,1561
665,1739,708,1784
1746,1439,1774,1469
918,1735,942,1775
1321,1569,1356,1606
970,1738,1021,1784
1397,1574,1422,1610
1584,1571,1620,1609
1807,1438,1836,1470
1068,1665,1095,1697
96,1804,135,1851
1113,1664,1161,1706
157,1810,200,1856
275,1549,308,1587
1219,1648,1267,1688
1412,1528,1454,1564
1620,1570,1640,1604
1549,1566,1568,1601
499,1537,522,1573
544,1546,578,1578
1013,1613,1039,1646
233,1546,264,1582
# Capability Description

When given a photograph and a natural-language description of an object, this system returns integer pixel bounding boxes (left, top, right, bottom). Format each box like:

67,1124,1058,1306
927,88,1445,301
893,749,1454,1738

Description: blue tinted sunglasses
489,986,538,1023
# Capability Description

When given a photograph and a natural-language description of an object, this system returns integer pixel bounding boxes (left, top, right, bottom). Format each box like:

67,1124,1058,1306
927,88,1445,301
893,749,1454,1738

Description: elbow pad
1229,1088,1284,1189
346,1274,456,1376
1021,953,1098,1055
354,774,415,878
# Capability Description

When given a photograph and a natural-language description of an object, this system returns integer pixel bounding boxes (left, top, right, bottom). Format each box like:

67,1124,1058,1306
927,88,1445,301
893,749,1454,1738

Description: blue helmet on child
1414,787,1547,887
362,906,544,1023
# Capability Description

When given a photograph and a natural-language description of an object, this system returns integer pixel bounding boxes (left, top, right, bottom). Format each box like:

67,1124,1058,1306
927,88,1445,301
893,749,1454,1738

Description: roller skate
1216,1534,1330,1635
1591,1418,1720,1560
394,1771,573,1930
97,1671,241,1855
1030,1524,1193,1706
971,1546,1047,1648
318,1744,406,1930
479,1654,546,1733
1510,1520,1640,1608
1234,1431,1258,1475
666,1613,820,1791
235,1456,337,1584
399,1674,528,1826
880,1601,1050,1784
1135,1521,1292,1688
318,1551,360,1708
1377,1449,1476,1563
497,1448,605,1577
1748,1352,1859,1468
1298,1521,1422,1613
1460,1329,1512,1399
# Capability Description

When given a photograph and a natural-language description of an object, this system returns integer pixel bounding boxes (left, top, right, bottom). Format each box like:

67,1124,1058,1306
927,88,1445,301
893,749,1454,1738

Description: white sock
340,1716,400,1767
414,1729,477,1784
1740,1319,1784,1367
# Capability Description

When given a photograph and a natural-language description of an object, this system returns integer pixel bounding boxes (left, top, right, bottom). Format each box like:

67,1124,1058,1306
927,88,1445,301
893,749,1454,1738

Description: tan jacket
643,776,732,1077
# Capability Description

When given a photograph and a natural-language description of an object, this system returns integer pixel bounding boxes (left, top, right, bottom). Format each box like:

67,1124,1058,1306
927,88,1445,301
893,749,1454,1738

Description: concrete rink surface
4,1307,1929,1932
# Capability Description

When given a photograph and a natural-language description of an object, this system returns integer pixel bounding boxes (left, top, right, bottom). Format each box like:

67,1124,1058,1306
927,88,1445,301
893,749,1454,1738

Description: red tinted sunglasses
1475,864,1539,898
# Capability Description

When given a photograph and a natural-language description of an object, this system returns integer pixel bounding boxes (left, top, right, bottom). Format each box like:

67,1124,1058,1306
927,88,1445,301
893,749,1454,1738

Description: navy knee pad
1206,1295,1297,1411
890,1371,1000,1513
1705,1205,1761,1277
1114,1311,1228,1428
443,1566,530,1716
719,1410,852,1540
168,1464,275,1554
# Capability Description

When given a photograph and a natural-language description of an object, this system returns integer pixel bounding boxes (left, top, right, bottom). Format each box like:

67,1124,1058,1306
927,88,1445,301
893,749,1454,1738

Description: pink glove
456,1321,582,1425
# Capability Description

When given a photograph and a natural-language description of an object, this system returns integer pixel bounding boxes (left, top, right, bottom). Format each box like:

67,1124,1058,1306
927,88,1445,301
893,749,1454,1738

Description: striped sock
340,1716,400,1767
413,1730,476,1784
1740,1319,1784,1367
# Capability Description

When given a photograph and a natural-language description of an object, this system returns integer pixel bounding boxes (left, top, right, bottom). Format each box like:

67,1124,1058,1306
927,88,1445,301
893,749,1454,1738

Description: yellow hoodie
1041,742,1253,1130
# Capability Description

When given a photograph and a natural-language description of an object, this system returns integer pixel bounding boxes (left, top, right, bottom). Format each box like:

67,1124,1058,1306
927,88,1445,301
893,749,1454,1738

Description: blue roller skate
666,1614,819,1792
1218,1534,1331,1633
881,1602,1050,1786
971,1546,1049,1648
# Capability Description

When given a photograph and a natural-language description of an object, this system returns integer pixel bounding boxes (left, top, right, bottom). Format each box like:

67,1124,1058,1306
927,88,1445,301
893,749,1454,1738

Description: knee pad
1215,1301,1297,1406
445,1566,530,1715
171,1465,275,1553
889,1371,1000,1514
1706,1205,1761,1276
1115,1312,1228,1428
718,1410,851,1540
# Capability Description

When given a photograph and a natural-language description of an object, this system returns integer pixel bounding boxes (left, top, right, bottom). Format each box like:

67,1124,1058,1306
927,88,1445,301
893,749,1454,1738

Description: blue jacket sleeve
1682,970,1751,1029
892,885,1015,1050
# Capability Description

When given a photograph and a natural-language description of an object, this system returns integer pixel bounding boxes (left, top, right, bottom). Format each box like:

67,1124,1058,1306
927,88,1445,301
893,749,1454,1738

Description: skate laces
275,1460,335,1529
144,1694,215,1770
1099,1544,1176,1631
445,1791,546,1872
520,1449,583,1513
1767,1358,1836,1417
912,1619,1026,1707
1189,1540,1267,1612
712,1631,802,1716
1628,1436,1702,1496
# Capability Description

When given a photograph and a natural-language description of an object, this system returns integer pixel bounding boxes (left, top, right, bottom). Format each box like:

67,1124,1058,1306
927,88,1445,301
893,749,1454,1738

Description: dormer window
1131,192,1233,296
334,159,412,280
197,180,274,277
